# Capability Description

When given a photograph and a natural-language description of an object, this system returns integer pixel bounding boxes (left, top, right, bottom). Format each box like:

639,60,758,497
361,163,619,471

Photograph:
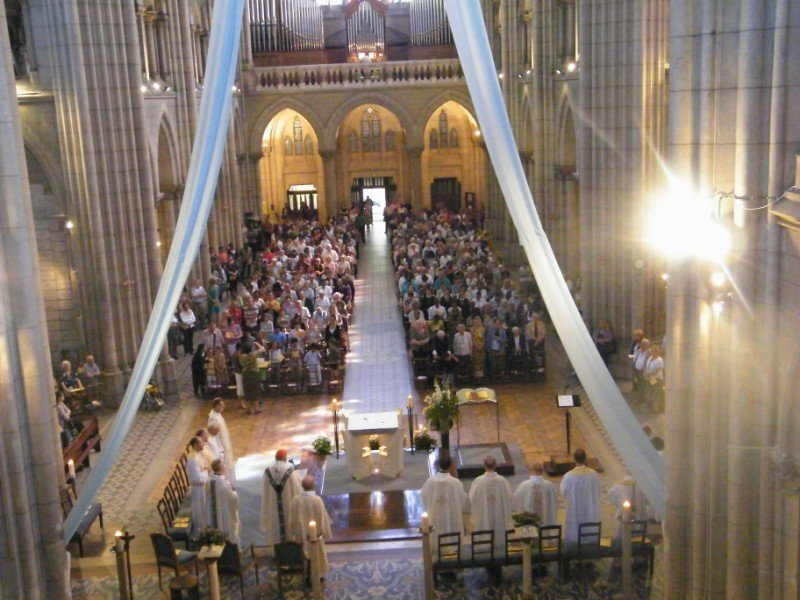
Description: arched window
371,114,381,151
284,136,294,156
449,128,459,148
350,131,359,152
304,135,313,155
439,110,449,148
293,117,303,155
385,130,395,151
361,110,372,152
429,129,438,149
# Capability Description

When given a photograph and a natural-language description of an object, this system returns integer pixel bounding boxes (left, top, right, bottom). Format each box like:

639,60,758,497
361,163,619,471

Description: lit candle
114,531,124,552
330,398,338,412
308,520,318,540
67,459,76,480
407,395,414,410
421,512,430,533
622,500,632,521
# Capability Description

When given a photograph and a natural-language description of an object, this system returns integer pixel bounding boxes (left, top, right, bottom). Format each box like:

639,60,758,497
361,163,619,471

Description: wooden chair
533,524,565,577
565,522,604,577
469,530,495,568
217,540,260,599
150,532,198,588
504,529,523,565
274,541,308,594
157,497,190,549
631,520,656,578
433,532,461,585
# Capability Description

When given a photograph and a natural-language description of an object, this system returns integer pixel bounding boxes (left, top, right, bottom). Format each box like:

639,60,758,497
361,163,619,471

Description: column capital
319,149,337,161
405,145,424,157
519,150,533,165
248,152,264,163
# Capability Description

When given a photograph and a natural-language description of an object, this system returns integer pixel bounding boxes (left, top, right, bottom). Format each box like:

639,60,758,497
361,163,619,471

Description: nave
68,226,664,599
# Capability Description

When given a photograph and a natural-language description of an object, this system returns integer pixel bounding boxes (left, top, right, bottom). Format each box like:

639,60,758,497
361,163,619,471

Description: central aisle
342,228,414,413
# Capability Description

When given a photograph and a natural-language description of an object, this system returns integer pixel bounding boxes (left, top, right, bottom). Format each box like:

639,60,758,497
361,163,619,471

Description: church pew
62,416,101,476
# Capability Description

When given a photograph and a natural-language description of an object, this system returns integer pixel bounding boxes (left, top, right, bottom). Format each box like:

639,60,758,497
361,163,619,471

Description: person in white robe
512,462,559,528
560,449,600,544
607,476,650,539
207,460,240,546
208,398,236,486
206,423,226,464
195,428,218,471
187,436,210,538
260,449,303,546
420,455,468,549
469,455,513,551
303,345,323,386
290,475,333,579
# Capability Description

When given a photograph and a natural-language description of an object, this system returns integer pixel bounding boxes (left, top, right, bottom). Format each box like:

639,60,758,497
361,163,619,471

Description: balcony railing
249,58,464,91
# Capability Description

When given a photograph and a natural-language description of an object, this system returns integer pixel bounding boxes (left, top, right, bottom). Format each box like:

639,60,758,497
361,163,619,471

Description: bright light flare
710,271,726,288
647,186,731,262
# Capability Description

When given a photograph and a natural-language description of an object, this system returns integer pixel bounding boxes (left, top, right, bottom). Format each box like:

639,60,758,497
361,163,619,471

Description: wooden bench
63,416,101,477
61,488,103,557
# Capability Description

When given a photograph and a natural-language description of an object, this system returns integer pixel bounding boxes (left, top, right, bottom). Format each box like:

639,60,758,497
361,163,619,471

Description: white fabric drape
443,0,664,515
64,0,246,541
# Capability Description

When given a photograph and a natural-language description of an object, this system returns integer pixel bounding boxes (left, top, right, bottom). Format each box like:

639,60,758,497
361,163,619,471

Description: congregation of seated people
173,214,359,405
386,205,547,386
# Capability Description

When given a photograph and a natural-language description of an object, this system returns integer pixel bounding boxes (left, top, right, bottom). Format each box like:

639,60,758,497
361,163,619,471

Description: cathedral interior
2,0,800,598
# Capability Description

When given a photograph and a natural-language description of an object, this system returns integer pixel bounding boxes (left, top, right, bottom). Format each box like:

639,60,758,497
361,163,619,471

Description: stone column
248,152,263,218
320,149,339,218
0,4,68,597
405,145,424,210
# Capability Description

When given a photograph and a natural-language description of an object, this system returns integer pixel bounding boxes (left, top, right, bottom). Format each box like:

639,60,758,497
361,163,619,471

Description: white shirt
452,331,473,356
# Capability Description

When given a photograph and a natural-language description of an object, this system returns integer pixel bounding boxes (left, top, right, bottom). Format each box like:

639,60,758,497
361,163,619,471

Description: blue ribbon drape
64,0,246,542
444,0,664,514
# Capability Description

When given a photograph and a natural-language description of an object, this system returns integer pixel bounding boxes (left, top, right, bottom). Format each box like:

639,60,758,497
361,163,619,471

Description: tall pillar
248,153,263,217
0,4,68,597
405,145,424,210
320,149,339,218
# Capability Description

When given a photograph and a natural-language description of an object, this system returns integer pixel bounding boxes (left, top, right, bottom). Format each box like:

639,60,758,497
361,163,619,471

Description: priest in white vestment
260,449,303,546
207,460,240,546
187,437,210,538
290,475,333,578
206,423,226,463
512,462,559,528
208,398,236,486
195,428,219,471
560,449,600,544
469,455,513,550
420,455,468,548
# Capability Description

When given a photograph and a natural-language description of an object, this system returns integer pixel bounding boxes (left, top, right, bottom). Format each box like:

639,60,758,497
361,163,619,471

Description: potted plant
197,527,226,551
511,511,540,539
413,429,437,453
311,435,333,456
423,383,459,449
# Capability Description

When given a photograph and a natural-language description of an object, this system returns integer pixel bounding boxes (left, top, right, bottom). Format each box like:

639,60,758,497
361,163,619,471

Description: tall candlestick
67,459,76,480
308,520,318,539
421,512,430,533
622,499,632,521
114,531,124,553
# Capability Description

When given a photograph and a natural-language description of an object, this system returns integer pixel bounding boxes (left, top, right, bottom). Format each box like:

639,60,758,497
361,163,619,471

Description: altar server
187,436,210,538
260,449,303,546
208,398,236,486
469,455,513,550
513,463,559,529
421,455,468,547
290,475,333,578
560,449,600,544
206,423,226,463
207,459,240,545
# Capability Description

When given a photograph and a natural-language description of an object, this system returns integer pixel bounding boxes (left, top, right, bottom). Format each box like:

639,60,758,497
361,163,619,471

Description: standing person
187,436,210,539
470,316,486,380
179,302,197,355
206,423,226,464
452,323,473,378
238,342,262,414
260,449,303,546
189,279,207,327
632,338,651,403
290,475,333,581
469,456,513,553
592,319,616,365
208,398,237,486
420,456,468,548
560,449,600,544
644,345,665,412
191,345,208,397
231,343,247,411
207,460,240,546
525,313,546,370
512,463,559,528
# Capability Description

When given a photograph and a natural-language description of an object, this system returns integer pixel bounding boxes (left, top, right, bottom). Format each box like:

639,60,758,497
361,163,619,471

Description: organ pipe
410,0,452,47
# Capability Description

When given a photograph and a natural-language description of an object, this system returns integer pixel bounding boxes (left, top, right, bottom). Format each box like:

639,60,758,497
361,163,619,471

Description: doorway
362,187,386,222
431,177,461,213
286,184,318,219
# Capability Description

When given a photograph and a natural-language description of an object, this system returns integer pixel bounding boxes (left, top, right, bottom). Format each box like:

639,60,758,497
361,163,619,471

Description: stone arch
420,100,485,212
414,89,477,142
324,92,413,150
153,115,181,263
248,98,325,155
259,108,324,220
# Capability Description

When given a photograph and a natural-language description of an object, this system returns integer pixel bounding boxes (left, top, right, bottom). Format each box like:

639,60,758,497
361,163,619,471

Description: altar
344,411,405,480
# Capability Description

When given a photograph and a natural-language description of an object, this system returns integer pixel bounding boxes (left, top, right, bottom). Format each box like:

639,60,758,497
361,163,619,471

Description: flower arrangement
413,429,437,452
511,511,541,528
423,382,459,431
311,435,333,455
369,434,380,451
197,527,226,547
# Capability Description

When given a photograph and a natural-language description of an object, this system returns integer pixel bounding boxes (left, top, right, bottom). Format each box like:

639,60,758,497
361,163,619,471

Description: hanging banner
64,0,246,542
444,0,664,514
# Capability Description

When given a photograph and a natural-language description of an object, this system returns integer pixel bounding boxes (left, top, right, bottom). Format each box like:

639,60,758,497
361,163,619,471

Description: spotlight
660,273,670,281
140,84,147,93
555,68,563,75
152,81,161,91
156,240,162,247
498,72,504,79
712,300,724,315
474,130,481,137
710,271,726,288
64,219,74,231
566,61,578,72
